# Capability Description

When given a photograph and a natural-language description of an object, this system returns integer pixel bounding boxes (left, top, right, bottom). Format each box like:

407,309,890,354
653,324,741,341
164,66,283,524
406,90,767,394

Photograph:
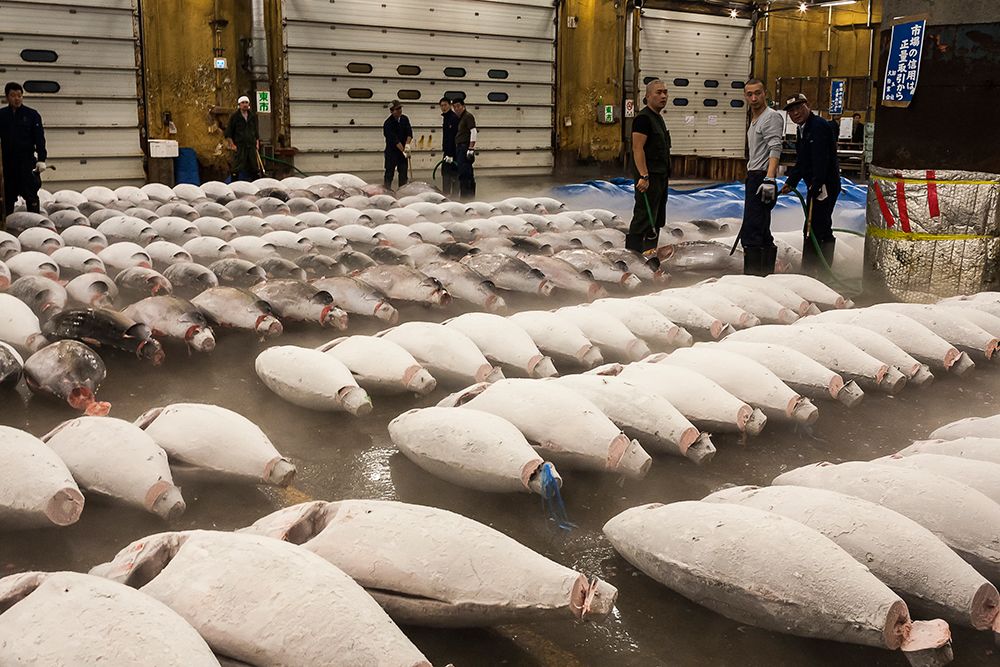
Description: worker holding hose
780,93,841,275
626,79,671,254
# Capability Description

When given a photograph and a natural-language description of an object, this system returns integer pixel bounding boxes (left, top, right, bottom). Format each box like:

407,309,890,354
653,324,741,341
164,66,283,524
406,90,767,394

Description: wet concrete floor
1,181,998,666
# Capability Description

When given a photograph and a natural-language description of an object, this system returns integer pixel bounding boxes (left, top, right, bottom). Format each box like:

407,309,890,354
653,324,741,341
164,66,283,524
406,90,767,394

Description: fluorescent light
798,2,808,11
730,8,739,17
816,0,858,6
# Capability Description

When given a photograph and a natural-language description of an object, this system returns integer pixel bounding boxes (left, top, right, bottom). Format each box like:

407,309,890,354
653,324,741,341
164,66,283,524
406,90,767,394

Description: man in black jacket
224,95,260,182
383,100,413,190
780,94,841,275
439,97,459,196
0,82,47,218
627,79,671,253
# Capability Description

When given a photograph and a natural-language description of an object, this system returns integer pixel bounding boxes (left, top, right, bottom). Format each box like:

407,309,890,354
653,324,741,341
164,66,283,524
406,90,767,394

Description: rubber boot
641,228,661,254
762,245,777,276
743,246,766,276
625,233,645,253
802,237,835,278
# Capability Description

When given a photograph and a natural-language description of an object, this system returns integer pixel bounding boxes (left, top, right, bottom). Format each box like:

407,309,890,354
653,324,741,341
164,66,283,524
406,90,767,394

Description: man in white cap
780,93,841,276
225,95,260,182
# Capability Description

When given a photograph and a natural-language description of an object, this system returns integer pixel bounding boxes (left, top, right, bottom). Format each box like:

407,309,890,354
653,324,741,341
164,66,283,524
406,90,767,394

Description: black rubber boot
743,246,765,276
625,233,645,253
762,245,777,276
802,237,836,277
641,228,660,254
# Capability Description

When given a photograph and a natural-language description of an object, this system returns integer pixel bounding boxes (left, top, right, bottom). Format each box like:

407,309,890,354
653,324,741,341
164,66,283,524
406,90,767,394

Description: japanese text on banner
882,19,925,107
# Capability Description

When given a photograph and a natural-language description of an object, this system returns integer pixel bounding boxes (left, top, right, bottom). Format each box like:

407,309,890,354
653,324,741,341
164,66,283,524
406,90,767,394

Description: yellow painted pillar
555,0,628,165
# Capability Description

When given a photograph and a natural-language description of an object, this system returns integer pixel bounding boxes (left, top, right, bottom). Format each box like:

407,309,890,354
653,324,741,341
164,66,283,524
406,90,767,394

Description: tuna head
23,340,110,415
0,342,23,388
254,309,284,339
147,481,186,520
402,365,437,396
185,325,217,352
89,531,185,586
338,385,373,416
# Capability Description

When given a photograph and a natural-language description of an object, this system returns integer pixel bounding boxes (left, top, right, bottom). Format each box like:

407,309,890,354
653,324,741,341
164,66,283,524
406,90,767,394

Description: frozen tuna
250,280,348,329
519,254,607,299
312,276,398,323
0,425,84,528
43,416,184,519
318,335,436,395
240,499,616,626
0,341,23,389
0,571,218,666
774,461,1000,584
439,379,651,478
377,322,502,386
135,403,295,486
123,296,216,352
192,287,282,338
420,260,506,311
356,265,451,307
255,346,372,415
0,293,48,353
389,406,560,493
90,530,431,667
929,414,1000,441
603,501,953,663
23,340,110,415
43,308,164,365
590,299,691,348
7,275,67,319
508,310,603,368
556,305,650,361
444,313,557,378
461,253,554,295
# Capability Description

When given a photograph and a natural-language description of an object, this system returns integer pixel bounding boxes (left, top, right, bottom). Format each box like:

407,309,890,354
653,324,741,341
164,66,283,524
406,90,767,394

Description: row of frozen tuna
0,405,294,529
602,412,1000,664
0,498,618,665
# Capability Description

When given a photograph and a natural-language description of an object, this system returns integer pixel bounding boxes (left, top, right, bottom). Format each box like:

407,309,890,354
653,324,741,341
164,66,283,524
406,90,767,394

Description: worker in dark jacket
452,98,477,199
627,79,671,253
0,82,47,218
439,97,459,196
383,100,413,190
224,95,260,182
780,94,841,275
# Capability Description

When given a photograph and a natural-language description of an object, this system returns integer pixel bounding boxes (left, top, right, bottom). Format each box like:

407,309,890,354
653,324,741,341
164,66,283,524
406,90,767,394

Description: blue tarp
552,177,866,225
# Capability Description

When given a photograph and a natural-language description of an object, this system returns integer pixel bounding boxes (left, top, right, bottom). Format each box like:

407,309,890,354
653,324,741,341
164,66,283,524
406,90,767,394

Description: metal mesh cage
865,166,1000,302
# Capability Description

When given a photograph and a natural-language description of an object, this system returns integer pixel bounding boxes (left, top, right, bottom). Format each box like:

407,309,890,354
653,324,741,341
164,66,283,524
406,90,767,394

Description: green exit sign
604,105,614,122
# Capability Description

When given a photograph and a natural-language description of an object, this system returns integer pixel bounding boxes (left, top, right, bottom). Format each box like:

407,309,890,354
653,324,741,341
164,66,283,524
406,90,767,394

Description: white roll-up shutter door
0,0,143,191
282,0,555,180
638,10,752,159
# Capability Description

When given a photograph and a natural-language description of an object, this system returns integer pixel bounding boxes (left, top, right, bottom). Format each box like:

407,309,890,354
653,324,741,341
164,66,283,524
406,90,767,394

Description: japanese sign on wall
256,91,271,114
882,17,926,108
829,79,846,115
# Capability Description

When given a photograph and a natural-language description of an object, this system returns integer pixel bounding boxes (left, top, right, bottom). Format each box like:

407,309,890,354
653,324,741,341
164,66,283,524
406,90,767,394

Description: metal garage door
638,10,752,159
0,0,143,192
282,0,555,181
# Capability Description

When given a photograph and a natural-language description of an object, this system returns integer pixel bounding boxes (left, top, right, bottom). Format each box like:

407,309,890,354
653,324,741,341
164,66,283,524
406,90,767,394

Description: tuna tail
538,462,574,531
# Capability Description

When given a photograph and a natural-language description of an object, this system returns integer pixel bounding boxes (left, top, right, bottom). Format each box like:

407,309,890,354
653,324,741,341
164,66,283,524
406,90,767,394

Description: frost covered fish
555,249,640,289
318,335,436,395
43,416,185,519
461,253,554,296
603,501,953,663
123,296,216,352
377,322,502,386
135,403,296,486
519,254,607,299
356,265,450,307
507,310,602,368
192,287,282,338
312,276,398,323
255,346,372,415
0,425,84,528
389,407,560,494
444,313,557,378
440,379,651,478
7,276,67,319
162,262,218,298
43,308,164,365
250,280,348,329
240,499,617,626
420,260,506,312
0,571,219,666
90,530,431,667
65,274,118,308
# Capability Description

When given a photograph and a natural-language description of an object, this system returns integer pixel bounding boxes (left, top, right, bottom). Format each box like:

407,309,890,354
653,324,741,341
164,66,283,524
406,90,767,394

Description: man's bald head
645,79,668,113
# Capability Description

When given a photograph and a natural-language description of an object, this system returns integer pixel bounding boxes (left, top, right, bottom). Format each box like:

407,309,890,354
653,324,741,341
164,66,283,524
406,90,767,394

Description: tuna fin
435,382,491,407
237,501,330,544
314,336,348,352
89,532,183,588
133,406,165,430
0,572,46,613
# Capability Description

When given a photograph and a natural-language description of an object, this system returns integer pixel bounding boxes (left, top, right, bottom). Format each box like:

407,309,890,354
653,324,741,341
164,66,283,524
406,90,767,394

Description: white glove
817,184,828,201
756,178,776,205
403,145,412,158
466,149,475,159
35,161,46,173
443,156,454,164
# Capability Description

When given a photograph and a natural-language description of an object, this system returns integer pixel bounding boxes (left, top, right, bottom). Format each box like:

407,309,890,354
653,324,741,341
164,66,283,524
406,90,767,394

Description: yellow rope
872,175,999,186
866,225,998,241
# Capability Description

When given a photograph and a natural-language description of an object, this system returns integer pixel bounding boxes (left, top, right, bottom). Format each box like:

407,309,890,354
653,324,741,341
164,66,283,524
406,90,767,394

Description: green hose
432,159,445,182
791,189,863,296
261,153,310,177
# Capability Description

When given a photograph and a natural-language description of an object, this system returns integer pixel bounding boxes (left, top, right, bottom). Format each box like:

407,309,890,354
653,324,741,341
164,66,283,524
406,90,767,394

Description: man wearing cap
439,97,459,196
383,100,413,190
627,79,671,253
737,78,783,275
0,81,47,218
452,98,477,199
225,95,260,182
780,93,841,275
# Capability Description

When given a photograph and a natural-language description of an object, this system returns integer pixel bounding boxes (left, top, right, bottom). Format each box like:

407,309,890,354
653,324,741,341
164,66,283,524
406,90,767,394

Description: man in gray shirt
738,79,784,275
